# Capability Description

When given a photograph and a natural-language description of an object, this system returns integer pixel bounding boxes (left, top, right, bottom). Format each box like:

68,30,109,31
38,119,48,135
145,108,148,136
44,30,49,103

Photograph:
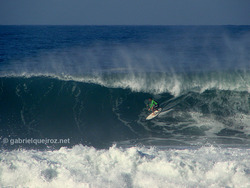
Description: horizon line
0,24,250,26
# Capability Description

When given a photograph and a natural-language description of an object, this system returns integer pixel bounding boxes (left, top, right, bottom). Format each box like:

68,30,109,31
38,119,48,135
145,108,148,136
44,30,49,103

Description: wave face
0,73,249,148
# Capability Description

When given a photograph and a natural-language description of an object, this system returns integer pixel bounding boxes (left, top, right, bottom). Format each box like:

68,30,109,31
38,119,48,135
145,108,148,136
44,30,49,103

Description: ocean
0,25,250,187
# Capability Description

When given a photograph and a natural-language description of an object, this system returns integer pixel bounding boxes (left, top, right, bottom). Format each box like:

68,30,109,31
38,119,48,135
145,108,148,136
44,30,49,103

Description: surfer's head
149,97,152,101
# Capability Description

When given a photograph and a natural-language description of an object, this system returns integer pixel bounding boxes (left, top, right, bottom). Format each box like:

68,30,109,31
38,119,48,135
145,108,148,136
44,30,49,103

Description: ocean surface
0,25,250,187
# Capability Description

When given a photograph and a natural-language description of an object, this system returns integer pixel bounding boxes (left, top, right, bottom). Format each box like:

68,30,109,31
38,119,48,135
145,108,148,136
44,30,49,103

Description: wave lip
1,70,250,96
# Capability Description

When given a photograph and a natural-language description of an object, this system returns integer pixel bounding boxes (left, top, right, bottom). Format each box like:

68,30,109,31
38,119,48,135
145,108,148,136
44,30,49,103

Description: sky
0,0,250,25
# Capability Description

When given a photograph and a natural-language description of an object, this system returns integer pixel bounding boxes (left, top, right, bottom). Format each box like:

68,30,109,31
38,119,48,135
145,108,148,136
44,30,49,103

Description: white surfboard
146,108,162,120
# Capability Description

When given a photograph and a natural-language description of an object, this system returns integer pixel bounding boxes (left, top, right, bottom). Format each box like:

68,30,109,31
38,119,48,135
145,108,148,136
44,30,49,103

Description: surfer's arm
153,100,158,105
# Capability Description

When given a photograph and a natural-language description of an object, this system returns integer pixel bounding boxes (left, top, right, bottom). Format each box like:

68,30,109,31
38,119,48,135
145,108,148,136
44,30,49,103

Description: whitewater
1,145,249,188
0,25,250,187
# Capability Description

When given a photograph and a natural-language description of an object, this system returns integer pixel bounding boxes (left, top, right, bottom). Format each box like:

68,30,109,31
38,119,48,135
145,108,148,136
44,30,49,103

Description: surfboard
146,108,162,120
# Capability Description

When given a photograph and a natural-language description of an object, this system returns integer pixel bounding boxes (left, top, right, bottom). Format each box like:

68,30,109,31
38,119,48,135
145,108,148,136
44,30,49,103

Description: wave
0,73,249,148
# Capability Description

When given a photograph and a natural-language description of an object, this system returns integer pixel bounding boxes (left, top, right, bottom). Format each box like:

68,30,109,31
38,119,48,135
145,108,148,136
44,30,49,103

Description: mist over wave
1,26,250,76
2,70,250,96
1,26,249,97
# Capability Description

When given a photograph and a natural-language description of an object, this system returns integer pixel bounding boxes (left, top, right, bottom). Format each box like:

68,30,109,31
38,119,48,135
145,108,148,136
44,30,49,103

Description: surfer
148,97,159,114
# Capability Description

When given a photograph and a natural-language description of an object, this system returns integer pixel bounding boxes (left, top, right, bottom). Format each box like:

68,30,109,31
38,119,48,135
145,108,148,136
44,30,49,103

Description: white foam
1,70,250,97
0,145,249,188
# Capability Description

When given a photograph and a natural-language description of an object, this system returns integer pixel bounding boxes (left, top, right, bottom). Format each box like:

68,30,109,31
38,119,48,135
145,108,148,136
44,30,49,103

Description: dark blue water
1,26,250,187
0,26,250,148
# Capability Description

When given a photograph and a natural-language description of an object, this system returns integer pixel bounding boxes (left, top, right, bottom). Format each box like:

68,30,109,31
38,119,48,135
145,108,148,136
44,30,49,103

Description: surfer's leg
153,105,159,111
152,106,157,114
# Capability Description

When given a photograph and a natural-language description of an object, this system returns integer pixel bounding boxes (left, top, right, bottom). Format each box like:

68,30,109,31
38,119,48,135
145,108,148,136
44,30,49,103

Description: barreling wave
0,70,250,148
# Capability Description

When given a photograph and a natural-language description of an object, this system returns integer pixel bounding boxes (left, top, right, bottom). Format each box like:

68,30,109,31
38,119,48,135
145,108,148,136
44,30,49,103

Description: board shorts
153,104,159,110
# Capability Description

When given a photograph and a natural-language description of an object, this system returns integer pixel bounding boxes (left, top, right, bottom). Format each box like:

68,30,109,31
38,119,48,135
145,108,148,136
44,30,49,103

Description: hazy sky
0,0,249,25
